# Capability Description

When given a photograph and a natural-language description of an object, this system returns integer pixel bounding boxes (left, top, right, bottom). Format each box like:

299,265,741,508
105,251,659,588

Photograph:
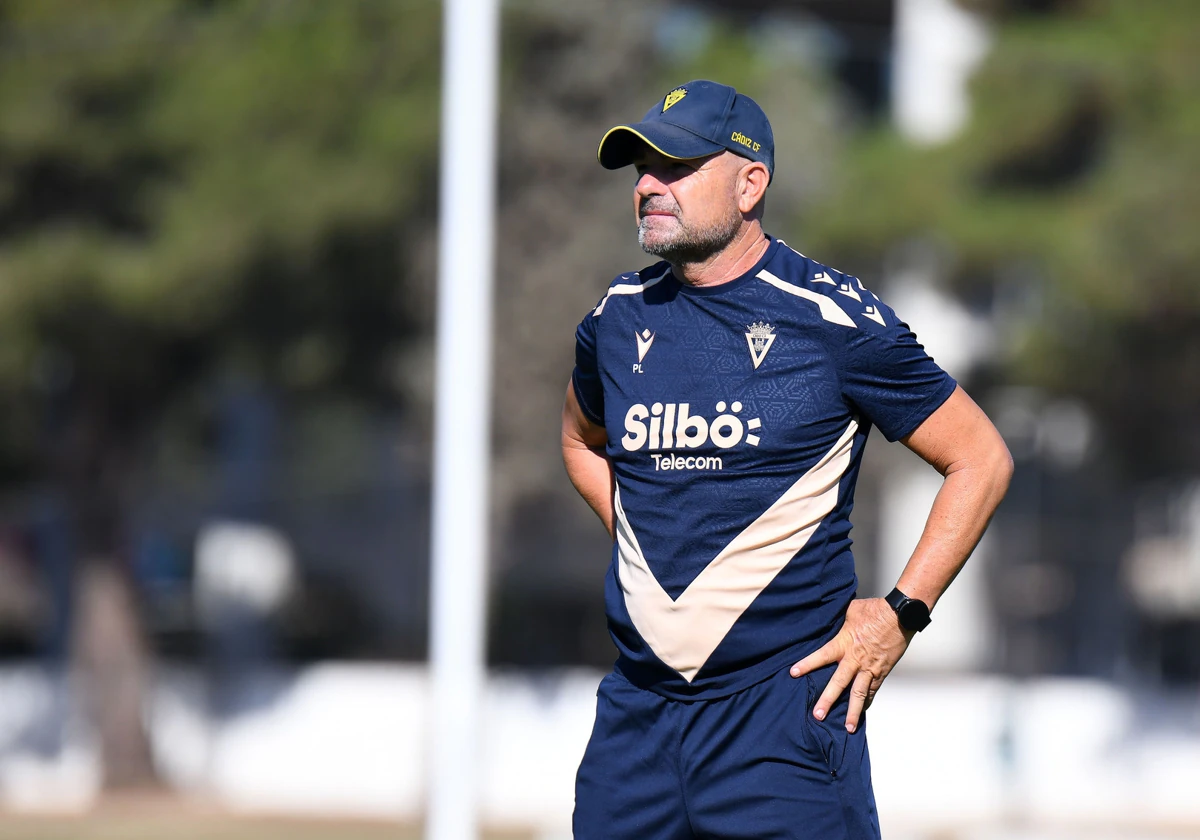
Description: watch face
899,599,931,631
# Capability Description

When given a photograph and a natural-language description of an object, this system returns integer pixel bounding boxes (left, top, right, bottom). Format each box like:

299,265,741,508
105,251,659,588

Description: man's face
632,148,745,263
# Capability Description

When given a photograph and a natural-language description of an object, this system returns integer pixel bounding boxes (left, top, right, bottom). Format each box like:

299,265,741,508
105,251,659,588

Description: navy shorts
573,663,881,840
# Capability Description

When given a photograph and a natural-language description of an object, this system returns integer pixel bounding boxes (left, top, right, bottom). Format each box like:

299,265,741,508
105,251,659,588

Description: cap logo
662,88,687,112
731,131,762,153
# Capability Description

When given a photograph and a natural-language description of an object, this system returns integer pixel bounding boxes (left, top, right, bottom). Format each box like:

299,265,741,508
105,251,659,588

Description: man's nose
635,170,667,196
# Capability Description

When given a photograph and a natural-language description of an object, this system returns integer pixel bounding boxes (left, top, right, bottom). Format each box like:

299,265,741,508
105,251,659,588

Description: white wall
0,664,1197,838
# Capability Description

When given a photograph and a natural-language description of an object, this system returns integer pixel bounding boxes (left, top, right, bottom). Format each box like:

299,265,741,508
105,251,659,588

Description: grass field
0,814,414,840
0,799,536,840
5,803,1196,840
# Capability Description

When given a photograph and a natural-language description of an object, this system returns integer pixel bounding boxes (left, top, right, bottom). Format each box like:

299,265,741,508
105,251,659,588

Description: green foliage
0,0,442,475
801,0,1200,476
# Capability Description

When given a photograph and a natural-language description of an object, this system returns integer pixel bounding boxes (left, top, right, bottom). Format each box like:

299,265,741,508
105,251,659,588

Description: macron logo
636,329,655,362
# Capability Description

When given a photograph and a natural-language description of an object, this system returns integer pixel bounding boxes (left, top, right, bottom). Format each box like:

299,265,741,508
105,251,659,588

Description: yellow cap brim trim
596,125,698,166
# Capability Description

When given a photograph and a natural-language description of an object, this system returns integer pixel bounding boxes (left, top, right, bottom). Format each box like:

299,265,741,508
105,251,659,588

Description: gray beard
638,210,742,264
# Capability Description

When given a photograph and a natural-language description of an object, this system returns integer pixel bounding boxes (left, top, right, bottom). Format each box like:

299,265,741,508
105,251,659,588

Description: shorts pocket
802,665,850,777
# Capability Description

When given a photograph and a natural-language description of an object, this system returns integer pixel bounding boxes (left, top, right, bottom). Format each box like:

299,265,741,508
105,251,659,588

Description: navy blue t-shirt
572,237,956,700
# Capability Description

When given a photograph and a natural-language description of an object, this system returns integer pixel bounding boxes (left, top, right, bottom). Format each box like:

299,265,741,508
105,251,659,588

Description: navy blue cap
597,80,774,178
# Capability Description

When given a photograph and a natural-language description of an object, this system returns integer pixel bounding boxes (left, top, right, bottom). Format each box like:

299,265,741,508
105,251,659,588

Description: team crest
745,321,776,369
663,88,687,112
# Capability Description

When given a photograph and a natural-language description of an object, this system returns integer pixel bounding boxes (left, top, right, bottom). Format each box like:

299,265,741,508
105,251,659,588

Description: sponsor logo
621,401,762,455
663,88,687,112
651,453,725,472
744,321,776,370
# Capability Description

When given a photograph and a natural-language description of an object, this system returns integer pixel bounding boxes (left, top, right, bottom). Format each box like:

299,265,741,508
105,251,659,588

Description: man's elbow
949,428,1013,502
986,435,1015,500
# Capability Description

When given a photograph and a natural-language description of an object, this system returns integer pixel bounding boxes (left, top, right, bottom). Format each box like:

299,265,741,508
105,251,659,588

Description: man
562,80,1012,839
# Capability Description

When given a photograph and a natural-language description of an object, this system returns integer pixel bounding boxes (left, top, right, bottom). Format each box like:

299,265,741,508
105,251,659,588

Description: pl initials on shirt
621,401,762,453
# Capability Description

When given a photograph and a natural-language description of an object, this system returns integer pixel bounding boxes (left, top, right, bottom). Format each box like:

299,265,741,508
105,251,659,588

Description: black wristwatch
885,588,932,632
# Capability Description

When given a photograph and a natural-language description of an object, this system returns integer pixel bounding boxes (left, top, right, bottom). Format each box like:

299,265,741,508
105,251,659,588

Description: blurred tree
486,0,668,666
0,0,441,787
800,0,1200,480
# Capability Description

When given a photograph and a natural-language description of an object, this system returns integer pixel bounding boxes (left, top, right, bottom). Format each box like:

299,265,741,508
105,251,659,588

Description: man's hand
789,598,913,733
787,387,1011,734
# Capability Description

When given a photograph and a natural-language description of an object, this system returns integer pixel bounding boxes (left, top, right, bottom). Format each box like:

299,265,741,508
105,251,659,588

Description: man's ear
737,161,770,216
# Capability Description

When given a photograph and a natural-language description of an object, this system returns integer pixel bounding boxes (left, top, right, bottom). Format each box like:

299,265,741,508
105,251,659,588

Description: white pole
427,0,500,836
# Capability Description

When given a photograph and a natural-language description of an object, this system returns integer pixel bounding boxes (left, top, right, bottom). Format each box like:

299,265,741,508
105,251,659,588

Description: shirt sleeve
836,299,957,442
571,308,605,426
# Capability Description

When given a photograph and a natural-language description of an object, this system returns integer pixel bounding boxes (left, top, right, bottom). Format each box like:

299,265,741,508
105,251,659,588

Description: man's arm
790,385,1013,732
561,381,615,538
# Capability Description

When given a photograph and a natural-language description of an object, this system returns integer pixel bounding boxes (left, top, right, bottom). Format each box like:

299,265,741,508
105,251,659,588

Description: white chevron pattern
614,419,859,682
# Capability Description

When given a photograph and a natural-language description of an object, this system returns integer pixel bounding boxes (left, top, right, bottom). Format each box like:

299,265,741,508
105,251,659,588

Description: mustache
639,199,679,217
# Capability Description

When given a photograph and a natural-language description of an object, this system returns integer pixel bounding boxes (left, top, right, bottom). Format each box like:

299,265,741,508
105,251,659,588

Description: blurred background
0,0,1197,838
